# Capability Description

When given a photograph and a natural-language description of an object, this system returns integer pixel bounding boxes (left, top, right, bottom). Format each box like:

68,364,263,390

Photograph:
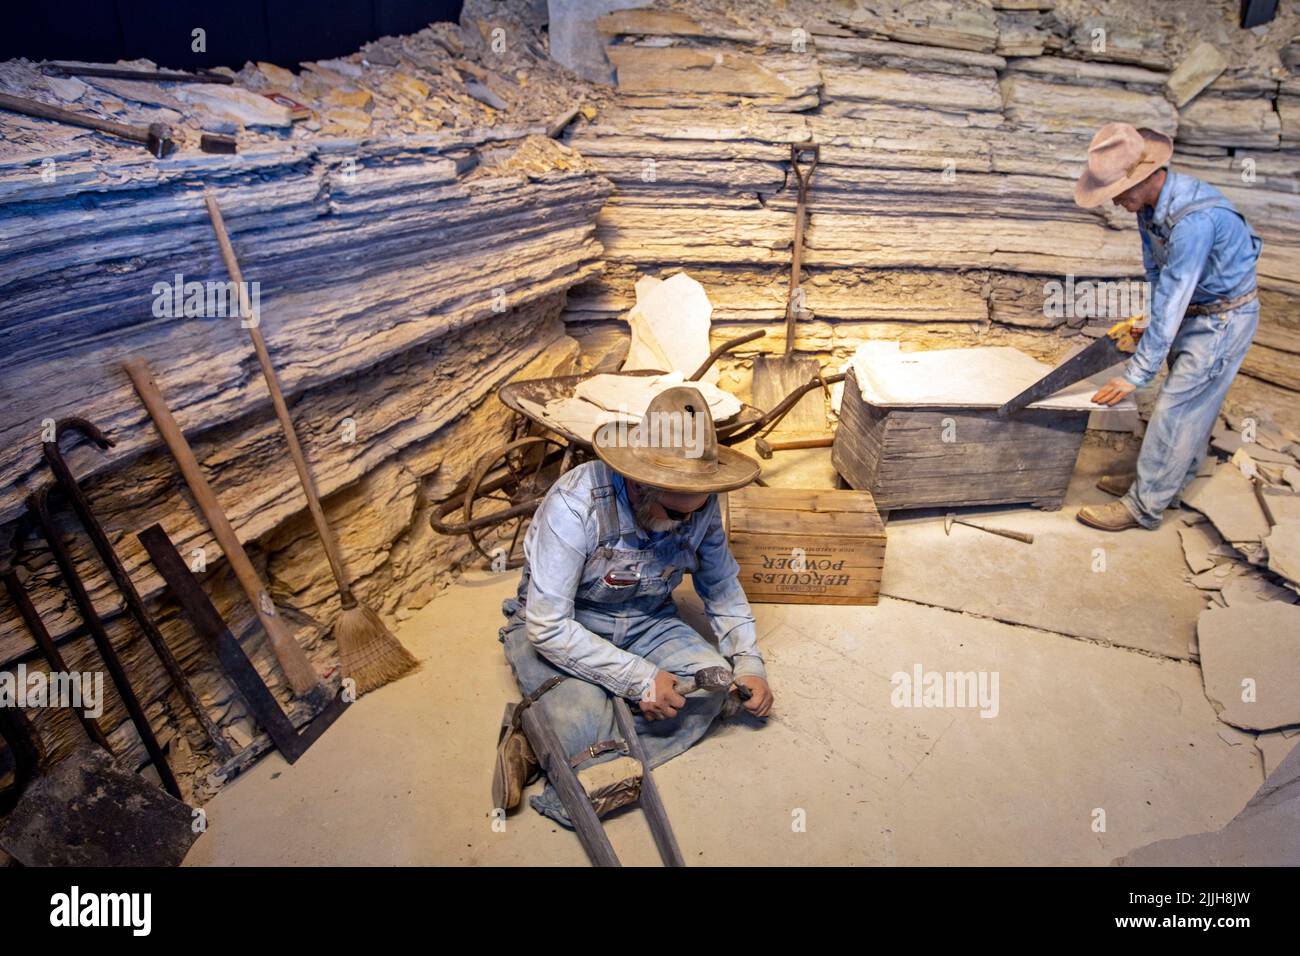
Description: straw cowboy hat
594,386,759,493
1073,122,1174,208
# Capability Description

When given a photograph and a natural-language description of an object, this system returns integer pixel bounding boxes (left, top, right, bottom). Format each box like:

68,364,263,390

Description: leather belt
508,675,567,732
1186,289,1257,316
569,738,629,768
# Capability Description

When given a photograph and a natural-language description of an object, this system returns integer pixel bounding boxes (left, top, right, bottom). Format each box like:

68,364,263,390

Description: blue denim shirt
1124,169,1261,388
513,460,765,700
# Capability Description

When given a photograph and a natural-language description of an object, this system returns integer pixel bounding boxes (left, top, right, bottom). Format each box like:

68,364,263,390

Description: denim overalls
1120,172,1263,527
499,462,755,826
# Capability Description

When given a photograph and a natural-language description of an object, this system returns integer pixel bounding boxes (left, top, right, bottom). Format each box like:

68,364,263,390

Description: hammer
0,91,176,157
944,513,1034,544
633,666,737,712
754,435,834,459
672,665,734,695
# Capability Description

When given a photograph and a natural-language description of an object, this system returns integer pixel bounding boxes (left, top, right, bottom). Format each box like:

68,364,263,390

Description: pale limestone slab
1265,520,1300,586
1182,464,1271,543
1198,603,1300,731
1257,732,1299,778
1220,570,1298,607
848,341,1134,411
1178,522,1221,574
574,370,741,420
621,272,719,385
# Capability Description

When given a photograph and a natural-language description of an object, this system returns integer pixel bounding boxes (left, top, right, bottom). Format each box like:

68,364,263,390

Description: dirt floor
183,438,1273,866
184,434,1273,866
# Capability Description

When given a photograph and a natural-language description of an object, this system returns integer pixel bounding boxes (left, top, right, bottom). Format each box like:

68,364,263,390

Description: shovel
752,143,823,435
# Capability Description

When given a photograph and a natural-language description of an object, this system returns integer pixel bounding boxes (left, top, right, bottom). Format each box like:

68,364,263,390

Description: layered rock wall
562,0,1300,396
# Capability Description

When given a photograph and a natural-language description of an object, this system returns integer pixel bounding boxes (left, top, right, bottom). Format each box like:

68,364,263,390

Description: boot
1076,500,1142,532
492,703,539,812
1096,473,1136,497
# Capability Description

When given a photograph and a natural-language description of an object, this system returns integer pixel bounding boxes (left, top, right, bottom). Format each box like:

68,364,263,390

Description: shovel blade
752,355,824,435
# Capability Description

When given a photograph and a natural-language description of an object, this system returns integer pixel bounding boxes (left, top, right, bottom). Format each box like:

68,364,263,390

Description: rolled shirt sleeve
523,487,658,700
691,497,767,681
1123,213,1216,388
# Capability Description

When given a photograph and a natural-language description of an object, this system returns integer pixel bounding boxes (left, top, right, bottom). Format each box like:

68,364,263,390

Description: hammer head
755,437,773,459
146,123,177,159
691,666,733,693
944,513,955,535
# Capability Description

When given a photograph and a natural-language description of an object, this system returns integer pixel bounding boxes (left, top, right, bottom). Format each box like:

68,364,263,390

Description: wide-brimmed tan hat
593,386,759,493
1073,122,1173,208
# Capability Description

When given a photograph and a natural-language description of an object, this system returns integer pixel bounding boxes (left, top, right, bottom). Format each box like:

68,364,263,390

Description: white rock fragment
621,272,718,385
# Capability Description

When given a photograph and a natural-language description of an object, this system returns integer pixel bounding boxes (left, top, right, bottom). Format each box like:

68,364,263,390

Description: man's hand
733,675,773,718
640,670,687,721
1091,377,1136,407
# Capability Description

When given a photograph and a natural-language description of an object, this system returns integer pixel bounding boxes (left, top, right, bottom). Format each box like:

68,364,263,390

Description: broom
205,193,418,695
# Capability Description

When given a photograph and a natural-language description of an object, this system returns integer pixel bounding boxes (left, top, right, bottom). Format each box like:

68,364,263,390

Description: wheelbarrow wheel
462,436,566,569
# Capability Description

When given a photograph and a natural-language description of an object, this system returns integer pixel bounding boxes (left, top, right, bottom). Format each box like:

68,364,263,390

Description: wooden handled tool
0,91,175,157
204,193,416,695
944,513,1034,544
754,435,833,459
122,358,325,699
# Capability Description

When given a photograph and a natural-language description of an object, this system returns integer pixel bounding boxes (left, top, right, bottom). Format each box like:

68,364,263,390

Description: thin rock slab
1220,570,1299,607
1198,603,1300,732
1181,463,1271,544
1178,521,1222,574
1119,739,1300,866
1265,520,1300,586
621,271,718,385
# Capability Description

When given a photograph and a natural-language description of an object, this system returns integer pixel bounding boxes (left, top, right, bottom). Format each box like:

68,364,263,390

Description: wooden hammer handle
204,193,355,607
973,523,1034,544
123,358,323,697
0,91,147,142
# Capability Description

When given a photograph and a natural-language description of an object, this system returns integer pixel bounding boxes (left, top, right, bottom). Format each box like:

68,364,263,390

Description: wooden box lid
728,486,884,537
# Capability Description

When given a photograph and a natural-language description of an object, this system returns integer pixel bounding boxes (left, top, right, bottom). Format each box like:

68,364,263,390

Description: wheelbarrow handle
688,330,766,381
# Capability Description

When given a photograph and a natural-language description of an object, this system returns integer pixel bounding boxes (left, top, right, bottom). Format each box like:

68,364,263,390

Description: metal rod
0,565,113,751
27,489,182,799
43,417,233,760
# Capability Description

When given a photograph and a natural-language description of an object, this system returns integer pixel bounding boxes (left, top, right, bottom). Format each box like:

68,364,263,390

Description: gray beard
632,486,683,534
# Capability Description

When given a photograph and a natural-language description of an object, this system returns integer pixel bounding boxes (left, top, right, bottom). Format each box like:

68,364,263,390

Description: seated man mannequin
494,386,773,824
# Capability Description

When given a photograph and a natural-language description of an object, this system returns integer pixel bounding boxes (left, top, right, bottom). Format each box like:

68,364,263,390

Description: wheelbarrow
430,329,844,567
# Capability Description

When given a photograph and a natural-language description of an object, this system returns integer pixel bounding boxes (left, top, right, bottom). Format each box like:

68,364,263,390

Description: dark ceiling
3,1,464,69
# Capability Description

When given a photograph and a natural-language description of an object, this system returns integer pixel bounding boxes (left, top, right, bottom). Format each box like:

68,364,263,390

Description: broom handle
122,358,324,697
204,194,356,608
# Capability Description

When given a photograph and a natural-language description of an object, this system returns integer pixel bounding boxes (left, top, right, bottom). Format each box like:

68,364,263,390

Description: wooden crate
831,368,1088,512
726,486,885,605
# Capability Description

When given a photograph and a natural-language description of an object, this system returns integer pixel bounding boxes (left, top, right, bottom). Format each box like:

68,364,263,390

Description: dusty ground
184,437,1273,866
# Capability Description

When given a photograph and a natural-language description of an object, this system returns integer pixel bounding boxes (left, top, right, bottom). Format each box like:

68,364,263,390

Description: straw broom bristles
334,598,419,696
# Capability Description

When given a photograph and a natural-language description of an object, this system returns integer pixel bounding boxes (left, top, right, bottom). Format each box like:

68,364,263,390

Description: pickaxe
944,513,1034,544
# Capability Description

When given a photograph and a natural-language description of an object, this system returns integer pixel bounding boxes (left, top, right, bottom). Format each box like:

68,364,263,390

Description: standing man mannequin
1073,122,1262,532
